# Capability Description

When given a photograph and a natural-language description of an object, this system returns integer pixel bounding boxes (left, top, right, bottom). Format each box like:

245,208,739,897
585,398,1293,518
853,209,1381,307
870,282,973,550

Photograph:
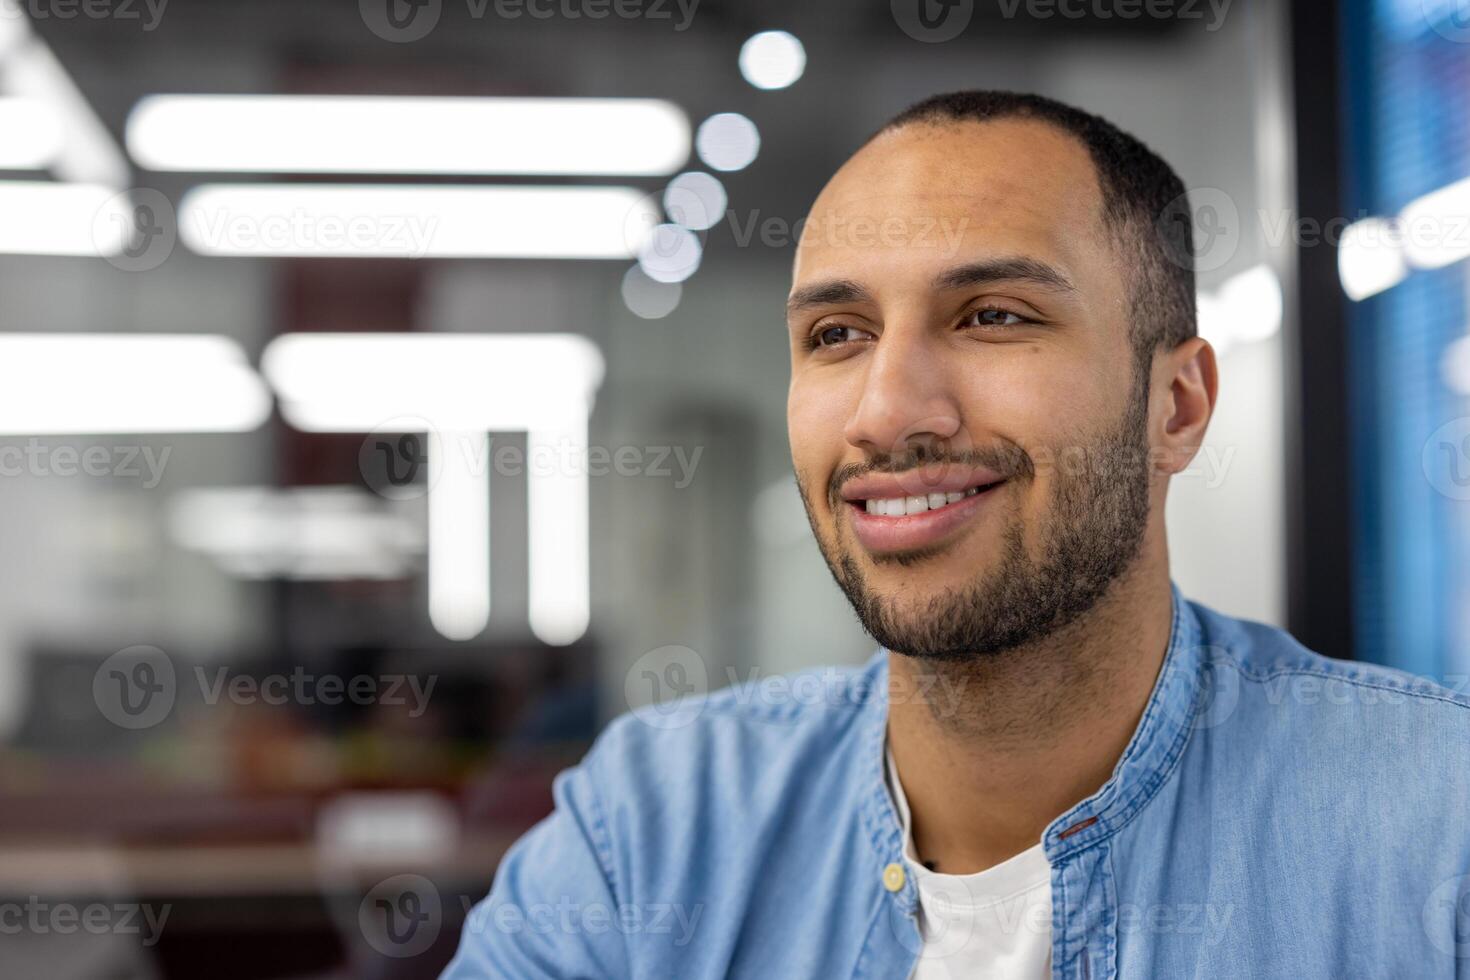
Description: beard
797,384,1152,661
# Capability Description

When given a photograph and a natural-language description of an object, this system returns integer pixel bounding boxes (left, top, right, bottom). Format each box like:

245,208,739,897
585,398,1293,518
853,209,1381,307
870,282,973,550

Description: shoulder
585,652,885,796
561,653,888,900
1188,598,1470,719
1183,599,1470,806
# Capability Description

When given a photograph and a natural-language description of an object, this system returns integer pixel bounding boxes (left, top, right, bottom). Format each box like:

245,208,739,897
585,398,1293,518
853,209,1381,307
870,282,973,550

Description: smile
858,484,992,516
840,469,1008,555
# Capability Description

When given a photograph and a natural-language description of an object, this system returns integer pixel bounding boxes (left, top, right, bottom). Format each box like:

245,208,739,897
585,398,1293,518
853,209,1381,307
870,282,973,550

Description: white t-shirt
885,748,1053,979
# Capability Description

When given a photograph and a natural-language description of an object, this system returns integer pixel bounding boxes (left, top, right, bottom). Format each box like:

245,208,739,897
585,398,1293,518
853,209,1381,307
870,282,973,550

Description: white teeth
862,484,993,516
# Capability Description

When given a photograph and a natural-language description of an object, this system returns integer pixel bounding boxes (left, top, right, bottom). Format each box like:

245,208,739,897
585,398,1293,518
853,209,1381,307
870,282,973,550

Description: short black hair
879,90,1197,361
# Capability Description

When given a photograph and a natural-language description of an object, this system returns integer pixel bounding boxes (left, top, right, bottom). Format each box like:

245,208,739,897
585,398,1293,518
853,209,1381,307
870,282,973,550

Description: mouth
854,481,999,516
843,476,1007,556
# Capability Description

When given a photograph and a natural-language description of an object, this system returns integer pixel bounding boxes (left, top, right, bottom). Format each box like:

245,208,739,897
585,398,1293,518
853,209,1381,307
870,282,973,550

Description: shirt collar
857,583,1204,888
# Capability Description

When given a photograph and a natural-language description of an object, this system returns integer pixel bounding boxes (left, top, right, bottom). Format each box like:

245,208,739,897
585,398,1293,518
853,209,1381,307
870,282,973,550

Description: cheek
787,376,848,473
958,348,1118,454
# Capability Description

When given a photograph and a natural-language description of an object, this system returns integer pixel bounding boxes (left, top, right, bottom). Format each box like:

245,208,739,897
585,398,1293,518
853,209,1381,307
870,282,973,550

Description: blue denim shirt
444,589,1470,978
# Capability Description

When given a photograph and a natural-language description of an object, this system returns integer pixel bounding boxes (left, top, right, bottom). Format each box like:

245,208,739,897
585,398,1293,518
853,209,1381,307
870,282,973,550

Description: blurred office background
0,0,1464,975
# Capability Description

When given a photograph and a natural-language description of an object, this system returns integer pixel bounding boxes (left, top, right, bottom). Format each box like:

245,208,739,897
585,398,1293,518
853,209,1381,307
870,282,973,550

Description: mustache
827,442,1034,510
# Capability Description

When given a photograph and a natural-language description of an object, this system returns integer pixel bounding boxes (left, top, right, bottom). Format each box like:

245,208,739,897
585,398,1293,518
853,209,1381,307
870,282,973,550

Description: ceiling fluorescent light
128,95,690,176
178,184,658,259
0,334,271,434
0,97,62,169
261,333,604,645
0,5,128,186
0,181,131,256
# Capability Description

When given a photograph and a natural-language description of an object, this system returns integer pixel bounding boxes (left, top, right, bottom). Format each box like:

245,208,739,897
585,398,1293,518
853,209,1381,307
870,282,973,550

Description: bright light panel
178,184,657,259
528,420,591,647
0,181,130,256
127,95,690,176
1401,176,1470,269
0,97,62,169
0,11,129,186
261,333,605,433
1338,217,1408,300
0,334,271,434
261,333,605,646
428,430,492,641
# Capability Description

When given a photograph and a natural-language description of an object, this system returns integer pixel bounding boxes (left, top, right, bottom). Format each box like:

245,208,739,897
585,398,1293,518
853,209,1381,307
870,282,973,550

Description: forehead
792,118,1113,294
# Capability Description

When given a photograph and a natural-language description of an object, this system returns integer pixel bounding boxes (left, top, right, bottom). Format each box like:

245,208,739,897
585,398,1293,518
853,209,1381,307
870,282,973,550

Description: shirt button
882,862,905,892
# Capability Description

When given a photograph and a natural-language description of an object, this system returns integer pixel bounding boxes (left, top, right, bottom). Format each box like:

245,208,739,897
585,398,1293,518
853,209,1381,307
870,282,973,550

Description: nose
842,327,963,457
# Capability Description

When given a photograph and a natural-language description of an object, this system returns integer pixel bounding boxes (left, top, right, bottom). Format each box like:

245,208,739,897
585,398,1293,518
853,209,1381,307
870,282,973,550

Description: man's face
786,118,1156,659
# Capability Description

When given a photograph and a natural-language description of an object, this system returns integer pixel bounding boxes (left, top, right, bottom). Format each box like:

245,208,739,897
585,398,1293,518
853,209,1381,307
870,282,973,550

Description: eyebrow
931,257,1077,294
786,257,1076,321
785,279,873,319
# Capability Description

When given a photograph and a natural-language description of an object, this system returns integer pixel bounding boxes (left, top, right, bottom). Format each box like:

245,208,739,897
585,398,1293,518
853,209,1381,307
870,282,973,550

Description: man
444,91,1470,978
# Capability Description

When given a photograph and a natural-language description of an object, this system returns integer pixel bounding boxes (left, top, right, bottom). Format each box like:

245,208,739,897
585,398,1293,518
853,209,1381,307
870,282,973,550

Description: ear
1151,337,1218,476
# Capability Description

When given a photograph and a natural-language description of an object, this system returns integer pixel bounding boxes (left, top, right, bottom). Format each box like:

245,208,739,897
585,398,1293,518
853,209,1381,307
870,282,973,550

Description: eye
810,323,872,348
962,307,1030,329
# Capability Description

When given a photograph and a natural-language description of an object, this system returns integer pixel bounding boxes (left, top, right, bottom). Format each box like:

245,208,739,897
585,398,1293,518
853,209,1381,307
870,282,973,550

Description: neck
885,543,1174,874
